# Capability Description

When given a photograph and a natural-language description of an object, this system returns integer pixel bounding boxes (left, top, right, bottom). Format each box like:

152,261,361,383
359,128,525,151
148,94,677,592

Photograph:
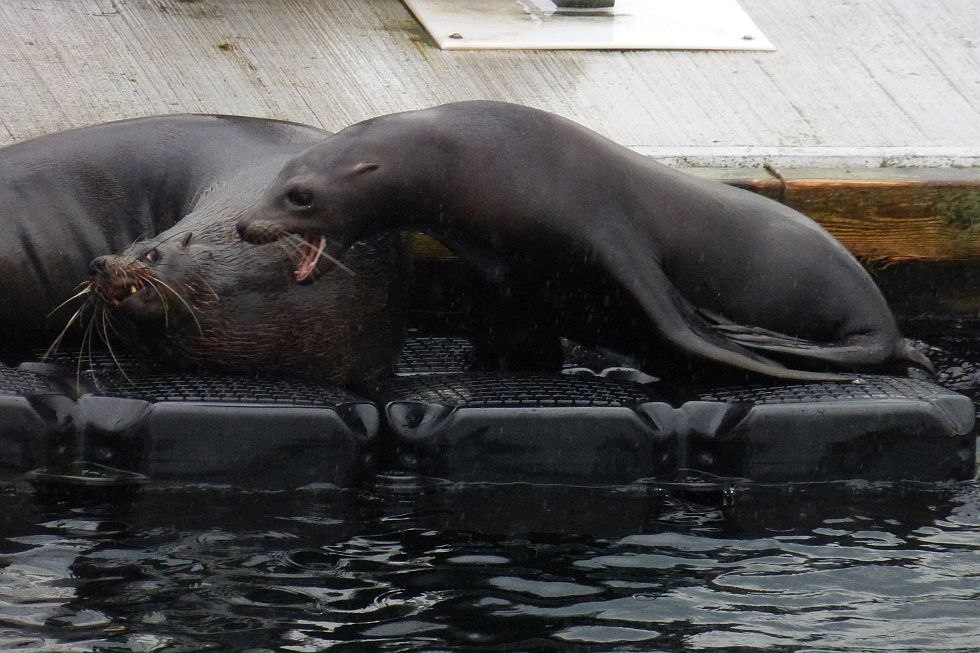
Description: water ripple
0,478,977,651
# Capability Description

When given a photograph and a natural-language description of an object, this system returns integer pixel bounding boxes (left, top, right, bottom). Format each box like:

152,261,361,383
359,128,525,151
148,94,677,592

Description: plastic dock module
378,370,976,485
381,373,675,485
692,378,976,483
6,355,380,490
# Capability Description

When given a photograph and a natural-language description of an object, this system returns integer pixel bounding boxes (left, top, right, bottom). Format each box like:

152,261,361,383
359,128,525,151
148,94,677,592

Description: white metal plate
403,0,774,51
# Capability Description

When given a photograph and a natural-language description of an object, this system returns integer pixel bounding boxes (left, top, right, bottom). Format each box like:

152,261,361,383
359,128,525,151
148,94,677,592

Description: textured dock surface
1,0,978,167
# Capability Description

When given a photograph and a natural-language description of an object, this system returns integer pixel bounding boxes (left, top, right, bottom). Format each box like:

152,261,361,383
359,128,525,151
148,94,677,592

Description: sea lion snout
236,213,281,245
88,254,142,305
235,215,259,242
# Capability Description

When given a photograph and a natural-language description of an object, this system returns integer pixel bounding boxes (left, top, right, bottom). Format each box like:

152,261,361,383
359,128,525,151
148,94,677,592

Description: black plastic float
5,357,379,490
0,337,974,490
381,370,975,485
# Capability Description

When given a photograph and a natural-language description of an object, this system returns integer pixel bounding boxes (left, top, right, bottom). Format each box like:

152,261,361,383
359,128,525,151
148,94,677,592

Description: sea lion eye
142,248,161,263
285,189,315,209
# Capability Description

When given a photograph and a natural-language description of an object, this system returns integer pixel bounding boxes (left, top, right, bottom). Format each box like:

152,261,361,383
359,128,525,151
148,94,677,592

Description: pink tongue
295,234,327,282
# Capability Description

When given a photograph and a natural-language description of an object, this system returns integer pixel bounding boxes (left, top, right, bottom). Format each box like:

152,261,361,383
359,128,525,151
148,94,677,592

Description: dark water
1,325,978,652
0,479,978,652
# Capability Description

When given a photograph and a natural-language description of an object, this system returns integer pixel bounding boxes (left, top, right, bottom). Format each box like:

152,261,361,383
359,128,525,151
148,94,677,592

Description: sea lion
236,100,931,382
84,222,407,385
0,114,327,363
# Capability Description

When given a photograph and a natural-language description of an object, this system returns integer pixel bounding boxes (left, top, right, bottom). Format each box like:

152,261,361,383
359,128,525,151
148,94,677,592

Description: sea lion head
88,230,206,332
236,119,430,284
237,159,389,282
63,220,409,385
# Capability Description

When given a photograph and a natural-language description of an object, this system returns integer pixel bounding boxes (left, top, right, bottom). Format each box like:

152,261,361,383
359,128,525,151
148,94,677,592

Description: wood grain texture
0,0,978,168
724,176,980,263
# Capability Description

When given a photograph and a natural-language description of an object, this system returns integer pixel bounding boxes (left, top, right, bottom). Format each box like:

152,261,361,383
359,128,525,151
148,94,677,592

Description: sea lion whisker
188,183,215,209
277,232,306,254
271,241,303,278
152,228,195,249
74,310,98,392
315,237,355,275
42,303,88,360
192,276,220,302
100,308,134,385
149,276,204,337
47,284,93,318
274,233,317,276
102,311,128,341
179,270,220,303
137,277,171,328
318,248,355,277
131,229,194,261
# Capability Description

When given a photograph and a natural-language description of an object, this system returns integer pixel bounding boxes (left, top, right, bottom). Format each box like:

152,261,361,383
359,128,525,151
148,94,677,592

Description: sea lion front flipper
596,245,849,382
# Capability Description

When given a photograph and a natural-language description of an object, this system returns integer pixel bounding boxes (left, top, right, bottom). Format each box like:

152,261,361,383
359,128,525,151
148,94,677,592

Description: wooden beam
724,171,980,264
412,169,980,265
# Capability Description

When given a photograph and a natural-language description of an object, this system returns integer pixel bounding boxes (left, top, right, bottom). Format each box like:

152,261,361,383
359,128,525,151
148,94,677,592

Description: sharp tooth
130,285,137,294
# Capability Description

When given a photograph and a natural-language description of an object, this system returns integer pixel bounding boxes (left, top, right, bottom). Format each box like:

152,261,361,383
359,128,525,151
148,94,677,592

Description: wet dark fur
87,217,408,384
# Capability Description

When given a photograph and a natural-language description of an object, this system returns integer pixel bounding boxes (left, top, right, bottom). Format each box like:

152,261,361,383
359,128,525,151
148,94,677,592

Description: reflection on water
1,479,977,652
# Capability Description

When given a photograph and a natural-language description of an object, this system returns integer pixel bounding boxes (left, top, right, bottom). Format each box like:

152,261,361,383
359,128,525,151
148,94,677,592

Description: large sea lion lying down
236,100,931,382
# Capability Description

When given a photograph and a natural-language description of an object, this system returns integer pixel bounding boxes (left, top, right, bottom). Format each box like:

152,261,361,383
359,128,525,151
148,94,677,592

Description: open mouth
116,284,148,305
291,233,354,283
94,275,148,306
295,233,327,283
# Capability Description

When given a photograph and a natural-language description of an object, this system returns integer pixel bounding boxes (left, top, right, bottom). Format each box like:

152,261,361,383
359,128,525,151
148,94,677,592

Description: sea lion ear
353,162,380,175
181,232,193,248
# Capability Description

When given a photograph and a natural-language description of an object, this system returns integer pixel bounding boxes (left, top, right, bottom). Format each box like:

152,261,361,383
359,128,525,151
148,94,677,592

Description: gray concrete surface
0,0,978,167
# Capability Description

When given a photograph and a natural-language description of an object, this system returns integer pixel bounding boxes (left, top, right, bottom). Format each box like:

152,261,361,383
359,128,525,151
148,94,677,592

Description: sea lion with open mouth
236,100,931,382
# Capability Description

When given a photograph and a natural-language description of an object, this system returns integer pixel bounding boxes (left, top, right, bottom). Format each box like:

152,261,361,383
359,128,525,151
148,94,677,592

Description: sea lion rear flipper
701,311,829,351
597,246,849,382
701,310,917,369
711,321,859,355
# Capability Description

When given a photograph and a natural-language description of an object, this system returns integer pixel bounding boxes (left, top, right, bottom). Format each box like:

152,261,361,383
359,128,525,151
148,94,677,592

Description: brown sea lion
236,100,931,382
84,221,407,385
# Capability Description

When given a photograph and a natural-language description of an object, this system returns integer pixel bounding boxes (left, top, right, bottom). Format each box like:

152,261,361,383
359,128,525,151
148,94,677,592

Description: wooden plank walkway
1,0,978,168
